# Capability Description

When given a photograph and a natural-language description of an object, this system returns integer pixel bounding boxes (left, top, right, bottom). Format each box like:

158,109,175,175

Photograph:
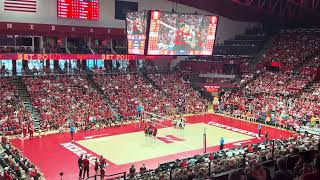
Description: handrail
85,172,126,180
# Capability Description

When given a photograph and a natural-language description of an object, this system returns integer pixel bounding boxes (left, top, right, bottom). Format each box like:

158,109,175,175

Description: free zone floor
9,114,295,180
77,123,252,165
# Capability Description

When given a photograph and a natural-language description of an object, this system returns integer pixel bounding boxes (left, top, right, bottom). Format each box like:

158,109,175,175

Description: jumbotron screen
147,11,218,55
126,11,148,55
57,0,99,20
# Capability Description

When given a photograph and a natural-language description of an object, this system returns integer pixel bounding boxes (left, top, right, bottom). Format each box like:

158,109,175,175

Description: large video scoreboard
57,0,99,20
126,10,219,55
147,11,218,56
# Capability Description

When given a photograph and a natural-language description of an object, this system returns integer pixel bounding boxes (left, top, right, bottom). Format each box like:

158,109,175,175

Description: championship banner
0,53,174,60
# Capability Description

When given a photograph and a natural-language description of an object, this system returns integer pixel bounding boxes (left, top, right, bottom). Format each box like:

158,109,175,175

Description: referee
137,103,143,128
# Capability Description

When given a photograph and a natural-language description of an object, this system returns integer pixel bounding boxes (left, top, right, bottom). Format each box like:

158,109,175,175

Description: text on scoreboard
57,0,99,20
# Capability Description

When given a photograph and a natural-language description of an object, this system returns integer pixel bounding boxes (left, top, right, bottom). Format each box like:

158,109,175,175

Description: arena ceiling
170,0,320,24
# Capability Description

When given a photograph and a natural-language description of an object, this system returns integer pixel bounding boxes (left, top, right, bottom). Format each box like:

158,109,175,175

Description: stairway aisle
11,76,41,131
85,73,122,120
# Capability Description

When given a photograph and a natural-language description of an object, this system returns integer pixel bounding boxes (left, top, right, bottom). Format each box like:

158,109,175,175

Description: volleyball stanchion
203,128,207,153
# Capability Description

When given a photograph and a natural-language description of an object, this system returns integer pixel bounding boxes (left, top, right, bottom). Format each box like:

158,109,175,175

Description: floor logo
157,135,184,144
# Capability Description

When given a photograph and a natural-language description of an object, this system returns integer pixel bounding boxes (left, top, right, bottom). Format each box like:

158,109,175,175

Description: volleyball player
28,122,34,138
152,126,157,138
22,123,27,138
178,115,186,129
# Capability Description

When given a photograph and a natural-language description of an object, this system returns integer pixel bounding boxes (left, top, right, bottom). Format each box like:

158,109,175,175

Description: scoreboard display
147,11,218,56
126,11,148,55
57,0,99,20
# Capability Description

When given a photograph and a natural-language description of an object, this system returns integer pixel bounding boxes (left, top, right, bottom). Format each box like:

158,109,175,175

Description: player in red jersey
152,126,157,138
39,121,49,136
28,122,34,138
132,20,142,34
22,124,27,138
173,25,187,51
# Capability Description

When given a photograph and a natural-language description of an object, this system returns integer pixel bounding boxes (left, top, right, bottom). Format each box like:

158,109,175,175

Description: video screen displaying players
126,11,148,55
147,11,218,56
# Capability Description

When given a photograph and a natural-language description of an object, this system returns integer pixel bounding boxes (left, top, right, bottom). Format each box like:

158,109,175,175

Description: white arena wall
0,0,260,43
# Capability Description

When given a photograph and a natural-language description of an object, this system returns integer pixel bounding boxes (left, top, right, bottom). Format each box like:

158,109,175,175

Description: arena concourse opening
0,0,320,180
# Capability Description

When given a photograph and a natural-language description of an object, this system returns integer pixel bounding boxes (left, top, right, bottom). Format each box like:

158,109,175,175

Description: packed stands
244,72,315,95
0,136,43,179
258,31,320,71
23,75,112,130
148,73,208,114
220,30,320,130
301,81,320,102
0,78,32,135
93,73,176,119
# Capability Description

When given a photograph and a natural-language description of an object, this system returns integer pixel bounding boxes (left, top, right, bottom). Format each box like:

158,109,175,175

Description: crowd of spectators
148,73,208,114
93,74,176,119
23,75,113,130
259,32,320,70
126,133,319,180
301,82,320,102
303,56,320,68
243,71,315,96
0,136,43,179
0,78,32,136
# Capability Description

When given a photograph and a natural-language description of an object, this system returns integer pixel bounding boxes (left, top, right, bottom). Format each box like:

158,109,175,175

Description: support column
32,36,35,53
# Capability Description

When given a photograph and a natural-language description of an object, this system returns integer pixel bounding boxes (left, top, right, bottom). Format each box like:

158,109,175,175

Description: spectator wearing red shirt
82,155,90,179
208,154,214,161
180,159,188,168
3,169,13,180
247,145,253,153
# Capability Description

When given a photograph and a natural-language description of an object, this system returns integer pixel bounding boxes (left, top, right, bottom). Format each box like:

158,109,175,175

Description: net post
204,128,206,153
